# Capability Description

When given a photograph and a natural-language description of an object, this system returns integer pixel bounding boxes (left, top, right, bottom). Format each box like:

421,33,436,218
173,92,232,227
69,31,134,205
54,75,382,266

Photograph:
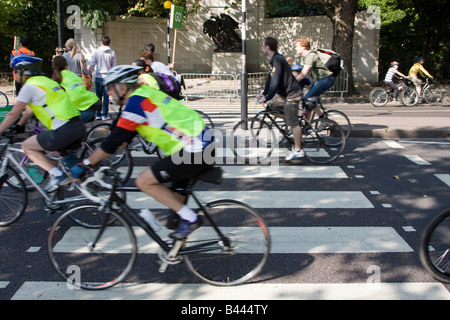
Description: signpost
169,5,184,66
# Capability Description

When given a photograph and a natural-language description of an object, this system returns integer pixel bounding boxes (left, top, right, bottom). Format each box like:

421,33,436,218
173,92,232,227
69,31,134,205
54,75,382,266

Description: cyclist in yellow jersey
70,65,215,239
52,55,101,123
408,57,433,96
0,55,85,191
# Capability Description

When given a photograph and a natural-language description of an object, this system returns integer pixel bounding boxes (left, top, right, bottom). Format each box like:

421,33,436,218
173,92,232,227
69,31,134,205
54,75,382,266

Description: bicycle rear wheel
419,209,450,283
231,118,277,164
313,110,351,140
302,118,346,164
81,138,133,184
369,88,388,107
0,91,9,107
48,204,137,289
183,199,270,286
0,165,27,226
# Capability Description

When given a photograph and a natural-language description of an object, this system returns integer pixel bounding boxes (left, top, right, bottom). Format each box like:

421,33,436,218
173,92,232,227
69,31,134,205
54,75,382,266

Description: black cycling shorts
151,148,215,188
37,118,85,152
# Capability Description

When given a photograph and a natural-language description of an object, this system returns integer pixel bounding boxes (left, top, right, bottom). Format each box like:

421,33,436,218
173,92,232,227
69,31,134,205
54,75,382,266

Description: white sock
49,167,63,177
177,205,197,223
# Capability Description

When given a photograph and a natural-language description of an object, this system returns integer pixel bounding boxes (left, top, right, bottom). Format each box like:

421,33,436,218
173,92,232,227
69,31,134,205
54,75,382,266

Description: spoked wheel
230,118,277,164
369,88,389,107
312,110,351,140
419,209,450,283
423,86,442,103
183,199,270,286
400,88,419,106
48,204,137,290
0,165,27,226
81,138,133,184
302,118,346,164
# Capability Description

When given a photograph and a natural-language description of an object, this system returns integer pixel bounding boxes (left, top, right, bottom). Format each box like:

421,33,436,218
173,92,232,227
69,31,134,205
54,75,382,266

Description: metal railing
180,69,349,99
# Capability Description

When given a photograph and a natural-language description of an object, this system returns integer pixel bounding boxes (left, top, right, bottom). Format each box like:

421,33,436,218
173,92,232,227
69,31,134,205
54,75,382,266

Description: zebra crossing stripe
12,281,450,300
125,165,348,179
51,226,411,254
434,174,450,187
127,191,374,209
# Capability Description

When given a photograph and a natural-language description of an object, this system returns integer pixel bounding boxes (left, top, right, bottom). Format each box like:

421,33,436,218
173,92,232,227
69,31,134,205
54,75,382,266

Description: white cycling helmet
104,65,143,86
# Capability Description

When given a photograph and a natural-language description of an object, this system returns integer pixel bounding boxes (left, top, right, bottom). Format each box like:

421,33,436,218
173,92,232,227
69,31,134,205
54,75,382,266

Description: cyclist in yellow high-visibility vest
70,65,215,240
0,55,85,192
52,55,101,123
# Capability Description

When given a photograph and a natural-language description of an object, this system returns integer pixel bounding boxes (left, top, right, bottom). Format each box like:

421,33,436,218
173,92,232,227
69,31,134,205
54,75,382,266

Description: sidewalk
1,84,449,139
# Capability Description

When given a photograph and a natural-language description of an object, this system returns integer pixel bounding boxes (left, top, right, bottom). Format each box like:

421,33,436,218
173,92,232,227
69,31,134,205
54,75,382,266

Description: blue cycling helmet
292,64,304,71
11,54,44,76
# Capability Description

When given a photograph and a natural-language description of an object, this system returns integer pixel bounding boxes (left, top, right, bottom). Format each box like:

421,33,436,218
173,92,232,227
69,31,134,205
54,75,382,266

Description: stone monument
203,14,242,74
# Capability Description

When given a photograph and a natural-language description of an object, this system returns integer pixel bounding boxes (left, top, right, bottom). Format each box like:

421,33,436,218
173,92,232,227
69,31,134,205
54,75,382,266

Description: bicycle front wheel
48,204,137,290
183,199,270,286
369,88,388,107
400,88,419,106
419,209,450,283
0,165,28,226
231,118,277,164
423,86,442,103
302,118,346,164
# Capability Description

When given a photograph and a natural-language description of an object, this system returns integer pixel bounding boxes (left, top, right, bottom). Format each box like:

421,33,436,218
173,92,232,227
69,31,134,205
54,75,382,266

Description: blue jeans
95,77,109,118
304,75,335,102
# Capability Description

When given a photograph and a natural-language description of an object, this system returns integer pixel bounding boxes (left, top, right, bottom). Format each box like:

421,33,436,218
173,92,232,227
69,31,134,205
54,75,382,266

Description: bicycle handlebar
79,167,116,203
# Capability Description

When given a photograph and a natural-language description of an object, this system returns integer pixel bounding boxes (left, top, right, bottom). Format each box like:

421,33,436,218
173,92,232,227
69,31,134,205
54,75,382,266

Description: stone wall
76,0,379,85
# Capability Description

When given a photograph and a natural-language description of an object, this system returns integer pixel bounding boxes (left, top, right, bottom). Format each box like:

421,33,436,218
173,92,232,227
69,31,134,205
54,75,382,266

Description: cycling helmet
390,61,399,66
104,65,143,86
11,54,44,76
292,64,304,71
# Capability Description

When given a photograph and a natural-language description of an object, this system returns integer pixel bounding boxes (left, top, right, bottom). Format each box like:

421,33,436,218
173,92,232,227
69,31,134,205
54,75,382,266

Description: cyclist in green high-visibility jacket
0,55,85,192
70,65,215,240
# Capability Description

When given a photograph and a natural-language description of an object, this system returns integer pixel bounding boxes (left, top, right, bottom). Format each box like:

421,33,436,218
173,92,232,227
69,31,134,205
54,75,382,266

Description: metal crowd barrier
180,69,348,99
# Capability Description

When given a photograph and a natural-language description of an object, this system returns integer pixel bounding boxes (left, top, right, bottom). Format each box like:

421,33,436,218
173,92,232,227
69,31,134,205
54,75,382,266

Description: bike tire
369,88,388,107
0,165,28,226
48,204,137,290
231,118,277,164
195,109,215,129
0,91,9,107
183,199,270,286
86,123,112,141
80,137,134,184
419,208,450,283
423,86,443,104
302,118,346,164
312,109,351,140
400,88,419,106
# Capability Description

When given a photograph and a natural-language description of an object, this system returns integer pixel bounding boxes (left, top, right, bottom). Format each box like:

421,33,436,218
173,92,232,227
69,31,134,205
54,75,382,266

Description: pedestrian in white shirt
90,36,117,120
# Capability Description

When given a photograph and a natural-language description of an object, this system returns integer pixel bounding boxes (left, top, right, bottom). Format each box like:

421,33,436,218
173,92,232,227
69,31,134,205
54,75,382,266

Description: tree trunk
322,0,358,95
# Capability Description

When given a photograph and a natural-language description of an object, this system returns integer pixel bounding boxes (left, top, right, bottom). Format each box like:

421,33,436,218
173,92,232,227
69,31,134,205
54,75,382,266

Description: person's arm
264,56,283,101
295,65,311,82
0,101,27,134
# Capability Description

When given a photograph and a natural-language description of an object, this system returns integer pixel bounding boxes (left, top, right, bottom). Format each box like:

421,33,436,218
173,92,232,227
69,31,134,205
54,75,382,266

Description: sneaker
102,115,110,121
286,149,305,162
169,217,202,240
95,116,101,120
44,173,71,192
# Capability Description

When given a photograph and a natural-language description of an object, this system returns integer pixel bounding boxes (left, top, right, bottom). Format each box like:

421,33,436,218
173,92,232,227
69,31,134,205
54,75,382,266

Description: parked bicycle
231,102,346,164
419,208,450,283
369,78,417,107
48,166,271,289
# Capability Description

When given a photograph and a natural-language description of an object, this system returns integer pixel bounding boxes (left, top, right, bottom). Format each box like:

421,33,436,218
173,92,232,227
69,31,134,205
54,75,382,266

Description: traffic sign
170,5,184,29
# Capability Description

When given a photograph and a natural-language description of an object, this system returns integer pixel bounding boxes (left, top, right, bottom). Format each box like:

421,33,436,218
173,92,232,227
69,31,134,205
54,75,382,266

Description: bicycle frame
80,169,227,255
0,140,86,205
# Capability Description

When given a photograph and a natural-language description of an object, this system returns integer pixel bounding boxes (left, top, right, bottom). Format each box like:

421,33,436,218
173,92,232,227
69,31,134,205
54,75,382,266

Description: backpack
314,49,342,77
151,73,182,100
